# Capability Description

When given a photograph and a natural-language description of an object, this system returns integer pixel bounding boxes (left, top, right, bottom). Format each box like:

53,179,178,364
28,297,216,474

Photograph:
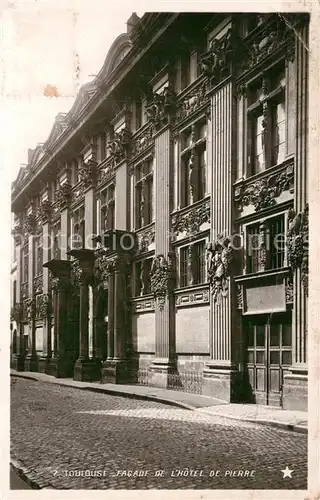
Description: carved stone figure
286,205,309,294
150,254,174,309
206,236,233,303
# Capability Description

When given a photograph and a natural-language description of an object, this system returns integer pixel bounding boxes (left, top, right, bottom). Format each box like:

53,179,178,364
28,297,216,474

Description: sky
0,0,144,183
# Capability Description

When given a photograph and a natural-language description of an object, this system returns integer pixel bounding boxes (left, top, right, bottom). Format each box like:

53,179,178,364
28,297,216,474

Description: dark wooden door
244,312,292,406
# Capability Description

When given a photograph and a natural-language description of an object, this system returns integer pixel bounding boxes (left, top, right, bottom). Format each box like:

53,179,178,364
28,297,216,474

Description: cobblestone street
11,377,307,490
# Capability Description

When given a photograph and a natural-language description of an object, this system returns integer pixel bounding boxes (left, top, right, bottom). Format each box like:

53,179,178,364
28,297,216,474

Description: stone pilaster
149,128,176,388
283,22,308,411
203,81,241,402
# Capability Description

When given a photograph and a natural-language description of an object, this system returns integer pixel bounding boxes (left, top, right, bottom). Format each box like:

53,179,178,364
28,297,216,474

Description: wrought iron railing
168,371,203,395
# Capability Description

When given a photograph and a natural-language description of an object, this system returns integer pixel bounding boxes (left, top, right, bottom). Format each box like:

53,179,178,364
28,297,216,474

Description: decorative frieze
132,125,154,158
286,205,309,295
206,236,233,303
175,287,209,307
131,297,155,313
56,183,73,210
240,17,295,74
234,163,294,212
97,158,115,186
145,84,176,132
136,227,155,253
176,82,209,123
150,254,174,310
172,200,210,238
33,275,43,295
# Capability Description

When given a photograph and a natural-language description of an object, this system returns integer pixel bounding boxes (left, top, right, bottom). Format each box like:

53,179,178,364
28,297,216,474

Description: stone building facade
11,13,309,410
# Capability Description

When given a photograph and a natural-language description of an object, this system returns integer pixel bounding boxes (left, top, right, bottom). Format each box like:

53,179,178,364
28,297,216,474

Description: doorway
244,311,292,406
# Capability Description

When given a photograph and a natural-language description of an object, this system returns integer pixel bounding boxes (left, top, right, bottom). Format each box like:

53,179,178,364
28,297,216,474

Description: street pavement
10,376,307,490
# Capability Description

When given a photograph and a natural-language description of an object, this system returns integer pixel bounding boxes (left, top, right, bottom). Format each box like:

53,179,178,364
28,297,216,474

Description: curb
199,408,308,434
11,372,308,434
10,460,42,490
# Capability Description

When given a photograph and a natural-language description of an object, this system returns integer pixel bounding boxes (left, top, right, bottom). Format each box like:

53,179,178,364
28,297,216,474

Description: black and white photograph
2,2,319,498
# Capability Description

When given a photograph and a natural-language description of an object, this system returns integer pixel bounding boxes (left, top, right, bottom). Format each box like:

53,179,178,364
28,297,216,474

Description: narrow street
11,377,307,490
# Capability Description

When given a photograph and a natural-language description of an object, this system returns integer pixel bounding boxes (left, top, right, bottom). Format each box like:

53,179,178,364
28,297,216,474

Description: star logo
281,466,293,478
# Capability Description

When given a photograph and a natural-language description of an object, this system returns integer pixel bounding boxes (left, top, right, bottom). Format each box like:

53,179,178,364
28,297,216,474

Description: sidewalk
11,369,307,434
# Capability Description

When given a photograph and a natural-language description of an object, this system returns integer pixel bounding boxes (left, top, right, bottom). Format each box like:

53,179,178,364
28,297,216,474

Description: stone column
202,80,241,402
42,259,72,377
149,127,176,388
101,255,129,384
283,21,309,411
69,249,100,382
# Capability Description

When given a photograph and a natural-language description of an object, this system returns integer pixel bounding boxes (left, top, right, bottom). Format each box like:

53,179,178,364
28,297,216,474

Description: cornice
11,13,180,210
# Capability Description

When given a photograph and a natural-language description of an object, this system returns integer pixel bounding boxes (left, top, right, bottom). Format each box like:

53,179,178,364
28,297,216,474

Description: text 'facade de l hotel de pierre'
10,13,309,411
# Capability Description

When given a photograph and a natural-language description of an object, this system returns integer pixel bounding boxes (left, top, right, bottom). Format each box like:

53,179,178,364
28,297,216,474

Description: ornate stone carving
206,236,233,304
234,163,294,212
150,254,174,310
172,200,210,237
200,29,234,86
25,298,36,323
241,18,295,73
79,159,97,190
98,159,115,186
33,275,43,295
132,126,153,157
20,282,28,301
145,84,176,131
36,293,51,320
56,183,73,210
50,272,71,292
131,298,156,313
286,205,309,295
94,250,121,285
70,259,94,286
236,284,243,309
285,275,294,304
176,82,209,122
137,228,155,253
37,200,52,224
23,213,37,235
176,288,209,306
108,128,131,164
12,214,23,244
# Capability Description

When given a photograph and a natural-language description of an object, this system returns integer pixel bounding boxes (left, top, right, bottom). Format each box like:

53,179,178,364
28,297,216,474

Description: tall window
247,64,286,176
52,221,61,259
180,120,207,207
72,206,85,249
246,215,285,273
134,258,153,296
101,184,115,232
135,159,154,229
34,235,43,276
13,280,17,306
22,241,29,283
181,53,191,90
179,240,206,287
